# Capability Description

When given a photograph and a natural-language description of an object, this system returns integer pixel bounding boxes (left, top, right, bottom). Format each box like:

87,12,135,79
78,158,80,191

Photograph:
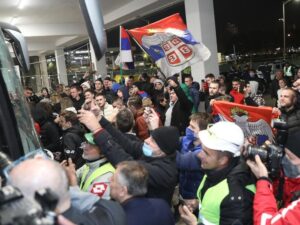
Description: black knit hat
166,75,179,86
151,126,180,155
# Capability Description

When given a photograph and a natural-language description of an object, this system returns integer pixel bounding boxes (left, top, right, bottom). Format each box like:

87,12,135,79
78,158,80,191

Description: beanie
154,79,164,86
151,126,180,155
81,81,91,89
166,76,179,86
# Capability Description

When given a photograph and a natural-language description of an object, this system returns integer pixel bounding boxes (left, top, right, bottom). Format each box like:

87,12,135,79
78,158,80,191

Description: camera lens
245,145,268,162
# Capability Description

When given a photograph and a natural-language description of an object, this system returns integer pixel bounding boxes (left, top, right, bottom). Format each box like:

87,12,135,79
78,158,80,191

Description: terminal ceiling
0,0,183,55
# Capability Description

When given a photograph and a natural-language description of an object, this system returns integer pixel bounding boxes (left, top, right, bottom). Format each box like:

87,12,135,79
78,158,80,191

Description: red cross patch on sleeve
90,182,108,197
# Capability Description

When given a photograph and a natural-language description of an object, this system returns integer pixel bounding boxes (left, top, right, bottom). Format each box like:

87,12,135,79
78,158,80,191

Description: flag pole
119,26,124,84
126,29,167,79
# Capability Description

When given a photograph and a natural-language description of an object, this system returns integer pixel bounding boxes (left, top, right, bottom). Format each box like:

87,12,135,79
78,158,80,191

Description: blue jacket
189,83,200,112
122,197,175,225
176,132,204,199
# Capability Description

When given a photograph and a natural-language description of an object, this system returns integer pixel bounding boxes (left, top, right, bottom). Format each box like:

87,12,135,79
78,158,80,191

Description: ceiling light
18,0,29,9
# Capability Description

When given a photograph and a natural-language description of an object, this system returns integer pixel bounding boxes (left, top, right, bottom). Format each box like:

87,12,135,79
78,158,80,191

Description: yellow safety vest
80,162,115,192
196,175,256,225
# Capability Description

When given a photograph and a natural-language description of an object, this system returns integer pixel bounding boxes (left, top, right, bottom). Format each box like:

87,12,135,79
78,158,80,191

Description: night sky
106,0,300,54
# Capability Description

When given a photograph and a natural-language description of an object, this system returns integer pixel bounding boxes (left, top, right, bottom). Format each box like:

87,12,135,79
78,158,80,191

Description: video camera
0,152,58,225
244,119,288,178
0,185,58,225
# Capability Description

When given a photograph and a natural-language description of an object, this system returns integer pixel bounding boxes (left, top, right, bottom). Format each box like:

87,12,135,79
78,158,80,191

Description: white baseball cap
198,121,244,157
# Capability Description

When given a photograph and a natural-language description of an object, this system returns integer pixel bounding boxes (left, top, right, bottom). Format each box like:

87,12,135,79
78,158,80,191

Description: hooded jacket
61,123,85,168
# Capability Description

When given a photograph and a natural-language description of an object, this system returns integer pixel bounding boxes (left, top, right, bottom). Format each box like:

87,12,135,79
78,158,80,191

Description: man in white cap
193,121,255,225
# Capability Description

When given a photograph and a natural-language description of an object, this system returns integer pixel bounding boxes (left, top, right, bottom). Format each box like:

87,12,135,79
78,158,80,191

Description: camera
0,185,58,225
273,120,288,147
244,144,283,178
64,149,76,161
0,152,58,225
244,118,289,178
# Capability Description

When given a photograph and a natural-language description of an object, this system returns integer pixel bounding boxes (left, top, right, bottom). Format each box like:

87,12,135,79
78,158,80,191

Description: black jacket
205,93,224,113
94,117,178,204
63,200,126,225
280,107,300,135
170,86,193,136
61,123,85,168
200,158,255,225
71,95,85,111
40,120,60,152
270,79,280,99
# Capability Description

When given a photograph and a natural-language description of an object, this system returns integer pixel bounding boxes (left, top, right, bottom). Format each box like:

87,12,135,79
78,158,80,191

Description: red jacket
135,109,149,140
254,179,300,225
273,175,300,207
230,89,244,104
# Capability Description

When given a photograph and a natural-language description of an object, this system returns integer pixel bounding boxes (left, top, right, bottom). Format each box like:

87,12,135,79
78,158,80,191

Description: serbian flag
115,26,134,70
212,101,274,143
128,13,210,77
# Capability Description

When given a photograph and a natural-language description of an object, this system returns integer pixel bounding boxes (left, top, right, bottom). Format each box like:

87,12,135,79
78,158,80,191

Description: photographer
246,147,300,225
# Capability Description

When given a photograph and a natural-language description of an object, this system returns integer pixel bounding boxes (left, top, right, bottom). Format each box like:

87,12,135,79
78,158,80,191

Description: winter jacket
40,120,60,151
197,158,255,225
253,179,300,225
169,86,193,136
176,132,204,199
270,79,280,100
272,159,300,207
122,197,175,225
189,83,200,112
71,95,85,111
94,117,178,204
134,109,150,140
205,93,224,113
280,107,300,135
63,199,127,225
61,124,85,168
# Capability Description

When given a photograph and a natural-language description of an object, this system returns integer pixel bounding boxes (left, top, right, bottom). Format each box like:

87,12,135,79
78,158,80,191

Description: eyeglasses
3,149,50,181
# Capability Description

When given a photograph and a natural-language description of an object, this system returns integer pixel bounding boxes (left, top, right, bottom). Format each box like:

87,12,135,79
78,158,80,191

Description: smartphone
145,106,152,114
82,101,91,110
178,195,186,206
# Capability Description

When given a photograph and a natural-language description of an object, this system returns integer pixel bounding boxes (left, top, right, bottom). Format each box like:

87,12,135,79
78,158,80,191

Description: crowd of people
3,66,300,225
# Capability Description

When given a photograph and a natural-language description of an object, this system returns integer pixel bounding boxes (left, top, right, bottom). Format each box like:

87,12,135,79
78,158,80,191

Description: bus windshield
0,30,41,155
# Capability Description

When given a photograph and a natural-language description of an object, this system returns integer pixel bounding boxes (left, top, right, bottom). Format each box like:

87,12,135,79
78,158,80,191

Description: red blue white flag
128,13,210,77
115,26,134,70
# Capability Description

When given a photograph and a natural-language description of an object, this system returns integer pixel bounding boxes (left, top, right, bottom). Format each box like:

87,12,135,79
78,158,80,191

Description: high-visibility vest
196,175,256,225
80,162,115,192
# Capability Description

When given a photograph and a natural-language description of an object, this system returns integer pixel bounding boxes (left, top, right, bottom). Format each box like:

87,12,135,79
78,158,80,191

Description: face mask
185,127,197,141
142,143,153,157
